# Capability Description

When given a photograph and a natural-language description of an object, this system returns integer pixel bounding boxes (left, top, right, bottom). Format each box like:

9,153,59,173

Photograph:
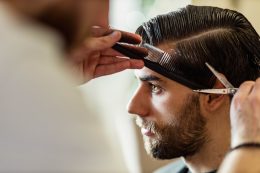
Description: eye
149,83,163,94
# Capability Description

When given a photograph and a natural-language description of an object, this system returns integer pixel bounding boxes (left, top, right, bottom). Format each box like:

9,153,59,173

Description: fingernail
111,31,121,38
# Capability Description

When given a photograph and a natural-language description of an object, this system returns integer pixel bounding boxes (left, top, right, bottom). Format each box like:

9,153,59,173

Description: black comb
112,43,148,60
142,43,207,89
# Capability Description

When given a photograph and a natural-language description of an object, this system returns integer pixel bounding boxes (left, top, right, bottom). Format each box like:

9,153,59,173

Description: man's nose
127,88,149,117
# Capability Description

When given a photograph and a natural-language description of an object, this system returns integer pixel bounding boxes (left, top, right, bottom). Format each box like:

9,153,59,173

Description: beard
136,94,208,159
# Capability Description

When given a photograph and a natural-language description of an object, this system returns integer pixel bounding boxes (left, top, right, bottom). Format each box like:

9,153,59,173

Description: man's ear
200,80,229,113
201,94,225,112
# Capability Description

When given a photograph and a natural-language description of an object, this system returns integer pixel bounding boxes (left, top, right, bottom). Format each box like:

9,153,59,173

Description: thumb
84,31,121,51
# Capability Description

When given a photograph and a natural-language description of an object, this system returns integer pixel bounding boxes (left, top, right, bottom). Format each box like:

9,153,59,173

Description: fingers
232,81,255,109
84,31,121,51
90,26,112,37
237,81,254,95
99,56,144,67
98,56,128,65
129,59,145,69
90,27,142,44
249,78,260,114
94,61,131,78
230,81,256,147
94,59,144,78
69,32,122,62
83,27,145,63
250,78,260,96
118,30,142,44
101,49,125,57
113,43,148,58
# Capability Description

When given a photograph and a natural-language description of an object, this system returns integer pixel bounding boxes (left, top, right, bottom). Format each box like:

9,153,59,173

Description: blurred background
81,0,260,172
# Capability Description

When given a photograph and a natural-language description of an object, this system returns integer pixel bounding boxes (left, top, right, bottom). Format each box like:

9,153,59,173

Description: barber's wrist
231,134,260,149
230,142,260,153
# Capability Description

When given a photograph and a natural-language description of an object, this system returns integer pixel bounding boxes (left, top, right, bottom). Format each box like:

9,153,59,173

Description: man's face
127,67,208,159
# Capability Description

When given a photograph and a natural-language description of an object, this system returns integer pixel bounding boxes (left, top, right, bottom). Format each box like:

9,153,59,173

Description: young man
127,5,260,173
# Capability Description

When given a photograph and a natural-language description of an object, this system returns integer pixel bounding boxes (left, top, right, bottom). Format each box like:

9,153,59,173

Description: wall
192,0,260,33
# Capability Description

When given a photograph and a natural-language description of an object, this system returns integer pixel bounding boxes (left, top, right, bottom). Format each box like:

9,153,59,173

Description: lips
141,127,155,137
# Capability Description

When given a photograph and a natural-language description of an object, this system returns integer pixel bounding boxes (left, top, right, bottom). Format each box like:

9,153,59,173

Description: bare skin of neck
183,100,231,173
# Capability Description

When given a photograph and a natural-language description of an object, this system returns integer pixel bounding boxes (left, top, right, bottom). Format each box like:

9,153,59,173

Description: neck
183,105,231,173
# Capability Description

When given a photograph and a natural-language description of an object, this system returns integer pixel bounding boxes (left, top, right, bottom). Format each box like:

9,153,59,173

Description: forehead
134,67,169,83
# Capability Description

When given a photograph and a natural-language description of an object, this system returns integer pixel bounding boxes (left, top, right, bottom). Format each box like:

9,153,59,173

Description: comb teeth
141,43,175,71
142,43,164,62
159,53,175,71
140,43,207,89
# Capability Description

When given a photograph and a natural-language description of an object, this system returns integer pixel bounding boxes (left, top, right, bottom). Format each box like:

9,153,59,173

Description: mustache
136,117,156,133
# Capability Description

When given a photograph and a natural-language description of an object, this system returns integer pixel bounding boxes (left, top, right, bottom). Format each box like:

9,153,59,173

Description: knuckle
256,77,260,84
239,81,255,89
100,37,110,45
249,94,260,104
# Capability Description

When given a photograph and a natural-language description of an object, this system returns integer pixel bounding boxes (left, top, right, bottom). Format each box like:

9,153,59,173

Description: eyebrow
138,75,162,82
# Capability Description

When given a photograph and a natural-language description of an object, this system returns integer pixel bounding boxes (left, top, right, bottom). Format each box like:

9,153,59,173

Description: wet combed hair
136,5,260,88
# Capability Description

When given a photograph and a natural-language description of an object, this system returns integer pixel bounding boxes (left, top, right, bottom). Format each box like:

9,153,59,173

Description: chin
145,141,197,160
144,141,179,160
151,148,182,160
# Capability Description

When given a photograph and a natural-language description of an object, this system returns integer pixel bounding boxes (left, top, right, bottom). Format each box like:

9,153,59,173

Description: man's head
6,0,109,49
128,5,260,160
128,67,208,159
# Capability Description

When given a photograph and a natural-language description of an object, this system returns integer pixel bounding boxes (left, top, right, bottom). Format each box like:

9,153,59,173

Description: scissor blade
193,88,238,95
193,89,230,94
205,62,235,88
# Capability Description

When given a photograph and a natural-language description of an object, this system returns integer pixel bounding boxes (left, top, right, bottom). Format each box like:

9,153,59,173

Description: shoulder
154,159,187,173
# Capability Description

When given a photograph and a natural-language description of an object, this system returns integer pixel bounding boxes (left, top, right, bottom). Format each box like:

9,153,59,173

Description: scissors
193,62,238,95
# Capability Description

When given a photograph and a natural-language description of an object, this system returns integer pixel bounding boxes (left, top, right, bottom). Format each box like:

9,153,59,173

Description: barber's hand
68,27,144,84
230,78,260,147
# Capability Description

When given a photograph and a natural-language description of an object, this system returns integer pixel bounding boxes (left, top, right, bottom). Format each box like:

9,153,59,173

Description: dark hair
137,5,260,88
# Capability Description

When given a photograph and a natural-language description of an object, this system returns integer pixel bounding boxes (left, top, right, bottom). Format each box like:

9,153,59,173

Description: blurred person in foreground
0,0,143,172
127,5,260,173
218,78,260,173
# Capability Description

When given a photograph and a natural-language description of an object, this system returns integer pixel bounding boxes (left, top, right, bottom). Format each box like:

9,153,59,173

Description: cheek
151,94,183,123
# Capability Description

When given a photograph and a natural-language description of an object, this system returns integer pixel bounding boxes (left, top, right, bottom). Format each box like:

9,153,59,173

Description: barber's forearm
218,148,260,173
